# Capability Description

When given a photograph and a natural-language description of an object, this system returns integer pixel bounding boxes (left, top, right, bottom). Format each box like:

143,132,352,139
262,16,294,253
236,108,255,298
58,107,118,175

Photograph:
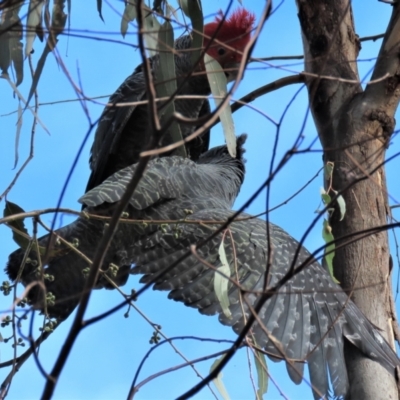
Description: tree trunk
296,0,400,398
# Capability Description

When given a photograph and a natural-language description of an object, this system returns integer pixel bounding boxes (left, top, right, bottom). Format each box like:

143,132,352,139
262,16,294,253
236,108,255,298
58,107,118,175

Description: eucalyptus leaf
26,0,45,57
210,356,231,400
0,28,11,75
337,194,346,221
332,190,346,221
10,18,24,85
14,102,22,169
156,20,176,100
155,20,186,157
322,219,339,283
97,0,104,21
166,4,179,20
26,1,67,107
178,0,190,16
67,0,71,35
324,161,334,182
254,350,268,399
121,1,137,38
143,13,161,57
0,0,24,84
205,54,236,157
44,1,51,31
186,0,203,67
320,187,331,207
215,240,232,319
321,197,331,208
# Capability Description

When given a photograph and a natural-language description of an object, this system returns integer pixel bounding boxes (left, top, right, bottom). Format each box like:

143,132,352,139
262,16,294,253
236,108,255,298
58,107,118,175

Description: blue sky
1,1,400,399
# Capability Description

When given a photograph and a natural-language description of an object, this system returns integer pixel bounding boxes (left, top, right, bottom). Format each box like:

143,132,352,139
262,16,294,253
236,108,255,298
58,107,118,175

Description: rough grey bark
296,0,400,398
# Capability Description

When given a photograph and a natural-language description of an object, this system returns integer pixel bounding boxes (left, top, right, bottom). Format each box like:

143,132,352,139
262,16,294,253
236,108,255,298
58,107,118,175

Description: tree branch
365,4,400,115
297,1,400,398
40,1,168,398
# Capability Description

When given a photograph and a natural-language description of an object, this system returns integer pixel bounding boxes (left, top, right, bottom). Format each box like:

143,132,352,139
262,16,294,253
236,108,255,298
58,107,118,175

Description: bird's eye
217,48,226,56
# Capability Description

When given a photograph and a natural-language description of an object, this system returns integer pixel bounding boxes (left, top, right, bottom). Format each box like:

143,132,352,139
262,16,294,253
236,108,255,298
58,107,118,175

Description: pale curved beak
224,62,242,83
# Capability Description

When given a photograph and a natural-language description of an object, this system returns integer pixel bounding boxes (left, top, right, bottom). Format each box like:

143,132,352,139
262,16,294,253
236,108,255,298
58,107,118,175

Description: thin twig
41,1,173,397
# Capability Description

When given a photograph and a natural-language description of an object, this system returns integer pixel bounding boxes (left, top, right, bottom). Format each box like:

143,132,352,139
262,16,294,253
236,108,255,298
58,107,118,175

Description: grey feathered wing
87,51,212,193
130,208,400,399
6,138,246,320
86,65,148,192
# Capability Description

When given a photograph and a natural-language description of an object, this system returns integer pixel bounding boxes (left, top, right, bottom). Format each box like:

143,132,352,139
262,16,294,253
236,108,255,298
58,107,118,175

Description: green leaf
155,20,186,157
165,3,179,20
0,29,11,75
322,219,339,283
320,187,331,206
332,190,346,221
14,102,22,168
0,0,24,84
215,240,232,319
121,1,137,38
143,12,161,57
97,0,104,21
26,1,67,107
156,20,176,103
26,47,49,107
178,0,190,16
3,201,31,251
26,0,45,57
67,0,71,37
254,350,268,399
9,18,24,86
337,194,346,221
210,356,231,400
186,0,203,68
324,161,334,182
205,54,236,158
